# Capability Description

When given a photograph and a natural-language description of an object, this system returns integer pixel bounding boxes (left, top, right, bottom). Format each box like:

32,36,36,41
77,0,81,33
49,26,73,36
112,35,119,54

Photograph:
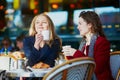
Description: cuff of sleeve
73,50,85,58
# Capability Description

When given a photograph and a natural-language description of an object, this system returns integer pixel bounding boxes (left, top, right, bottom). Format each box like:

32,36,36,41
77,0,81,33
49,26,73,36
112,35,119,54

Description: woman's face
16,41,23,50
2,40,10,48
77,17,91,36
35,15,49,33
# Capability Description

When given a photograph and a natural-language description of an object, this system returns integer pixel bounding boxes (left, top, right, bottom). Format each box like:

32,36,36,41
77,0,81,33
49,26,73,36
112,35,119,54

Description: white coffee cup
62,45,71,56
62,45,71,49
42,30,50,41
62,45,71,52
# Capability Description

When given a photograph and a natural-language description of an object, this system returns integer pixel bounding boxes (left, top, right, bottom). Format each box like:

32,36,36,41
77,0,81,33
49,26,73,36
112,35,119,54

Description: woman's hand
34,33,45,50
62,46,76,56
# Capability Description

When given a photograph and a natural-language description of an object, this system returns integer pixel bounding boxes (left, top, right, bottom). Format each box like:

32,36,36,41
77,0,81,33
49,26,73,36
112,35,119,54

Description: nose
39,22,42,26
77,25,79,29
38,23,43,29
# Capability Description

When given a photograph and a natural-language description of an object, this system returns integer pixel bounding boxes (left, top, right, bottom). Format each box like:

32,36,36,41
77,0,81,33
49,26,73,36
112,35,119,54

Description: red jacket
66,36,113,80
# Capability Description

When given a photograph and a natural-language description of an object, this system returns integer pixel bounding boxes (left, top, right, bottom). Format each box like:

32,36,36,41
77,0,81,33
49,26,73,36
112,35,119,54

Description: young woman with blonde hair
23,13,62,68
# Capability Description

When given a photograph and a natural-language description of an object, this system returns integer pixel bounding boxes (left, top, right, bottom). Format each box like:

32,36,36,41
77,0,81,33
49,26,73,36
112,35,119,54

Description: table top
6,68,52,77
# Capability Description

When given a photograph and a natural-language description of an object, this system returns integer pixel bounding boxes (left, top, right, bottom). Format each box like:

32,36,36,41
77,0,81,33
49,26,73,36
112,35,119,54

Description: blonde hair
29,13,62,46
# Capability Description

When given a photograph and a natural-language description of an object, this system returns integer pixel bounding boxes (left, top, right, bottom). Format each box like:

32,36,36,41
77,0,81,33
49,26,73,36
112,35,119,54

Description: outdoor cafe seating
0,53,95,80
43,57,95,80
110,51,120,80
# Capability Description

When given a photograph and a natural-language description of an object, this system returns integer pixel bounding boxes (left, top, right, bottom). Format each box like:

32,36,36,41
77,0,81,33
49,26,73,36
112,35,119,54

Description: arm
94,37,110,75
23,37,41,66
66,50,86,60
23,37,60,67
43,40,60,67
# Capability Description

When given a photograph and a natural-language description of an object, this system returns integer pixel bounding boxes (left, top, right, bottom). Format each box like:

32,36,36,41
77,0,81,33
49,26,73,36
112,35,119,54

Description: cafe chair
116,69,120,80
110,51,120,80
43,57,95,80
0,70,7,80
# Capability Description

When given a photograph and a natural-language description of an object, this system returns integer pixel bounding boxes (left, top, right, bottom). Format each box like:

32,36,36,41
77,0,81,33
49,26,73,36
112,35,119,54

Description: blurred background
0,0,120,52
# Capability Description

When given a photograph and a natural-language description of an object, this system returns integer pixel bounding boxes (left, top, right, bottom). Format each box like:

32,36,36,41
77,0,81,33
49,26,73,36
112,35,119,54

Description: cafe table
6,68,52,78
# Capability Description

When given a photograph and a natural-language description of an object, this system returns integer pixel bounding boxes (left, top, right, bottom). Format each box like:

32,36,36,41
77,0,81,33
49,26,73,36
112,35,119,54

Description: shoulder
24,36,34,41
50,39,61,48
53,39,61,45
95,36,110,47
96,36,109,44
23,36,35,43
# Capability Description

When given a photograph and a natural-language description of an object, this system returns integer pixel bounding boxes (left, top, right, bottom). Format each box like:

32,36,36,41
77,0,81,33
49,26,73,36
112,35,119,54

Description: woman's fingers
62,47,76,56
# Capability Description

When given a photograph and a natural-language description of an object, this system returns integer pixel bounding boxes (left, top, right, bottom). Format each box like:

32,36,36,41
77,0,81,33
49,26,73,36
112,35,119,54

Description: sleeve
43,40,60,67
23,37,60,67
23,37,41,66
66,50,86,60
94,37,110,75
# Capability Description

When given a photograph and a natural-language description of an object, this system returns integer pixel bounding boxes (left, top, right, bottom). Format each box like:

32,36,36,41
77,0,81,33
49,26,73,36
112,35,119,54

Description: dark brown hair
16,34,25,42
1,37,12,48
79,11,105,37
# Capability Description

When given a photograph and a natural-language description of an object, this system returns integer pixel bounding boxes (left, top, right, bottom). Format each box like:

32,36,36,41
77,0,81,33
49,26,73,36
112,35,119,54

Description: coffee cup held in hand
62,45,76,56
62,45,71,53
62,45,71,49
42,30,50,41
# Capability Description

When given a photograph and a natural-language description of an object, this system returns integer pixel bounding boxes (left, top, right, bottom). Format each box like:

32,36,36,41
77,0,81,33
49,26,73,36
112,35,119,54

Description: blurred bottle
4,48,8,55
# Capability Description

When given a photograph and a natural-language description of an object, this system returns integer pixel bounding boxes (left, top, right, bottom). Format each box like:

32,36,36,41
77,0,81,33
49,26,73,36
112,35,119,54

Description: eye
42,22,47,24
35,22,39,24
78,22,81,25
